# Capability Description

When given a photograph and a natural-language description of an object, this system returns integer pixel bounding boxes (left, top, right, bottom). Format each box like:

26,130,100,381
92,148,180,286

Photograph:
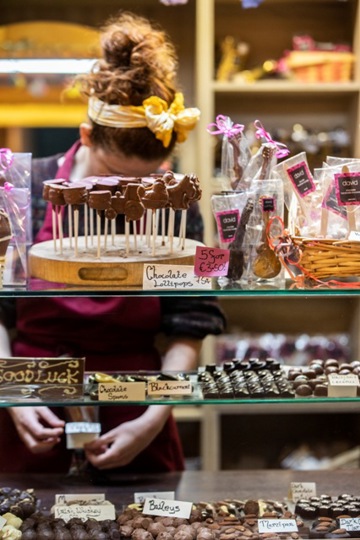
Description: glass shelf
1,277,360,297
2,395,360,408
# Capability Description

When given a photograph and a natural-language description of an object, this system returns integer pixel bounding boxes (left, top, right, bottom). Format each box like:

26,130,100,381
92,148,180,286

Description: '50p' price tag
194,246,229,277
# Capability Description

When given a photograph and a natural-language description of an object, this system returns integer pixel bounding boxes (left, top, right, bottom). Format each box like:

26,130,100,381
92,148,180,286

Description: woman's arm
84,336,202,470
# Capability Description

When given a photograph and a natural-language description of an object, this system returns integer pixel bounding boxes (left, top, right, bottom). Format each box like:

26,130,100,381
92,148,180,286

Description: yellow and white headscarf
88,92,200,148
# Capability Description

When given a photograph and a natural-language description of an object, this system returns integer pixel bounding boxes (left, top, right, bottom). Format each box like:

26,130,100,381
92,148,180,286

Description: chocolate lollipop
167,173,202,251
123,184,145,253
88,190,111,258
253,196,281,279
138,179,168,255
227,198,254,282
94,178,121,246
63,184,88,256
43,179,67,251
47,182,68,254
0,209,11,288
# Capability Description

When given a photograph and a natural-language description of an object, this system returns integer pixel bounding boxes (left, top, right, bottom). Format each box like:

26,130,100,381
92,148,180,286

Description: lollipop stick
52,206,57,251
180,209,187,250
104,218,109,250
84,204,88,249
90,208,94,246
347,207,357,237
74,208,79,257
111,218,116,246
140,215,145,242
161,208,166,246
125,220,130,255
57,207,63,255
96,212,101,258
68,204,73,249
145,209,152,247
152,210,157,256
168,208,175,254
133,221,138,251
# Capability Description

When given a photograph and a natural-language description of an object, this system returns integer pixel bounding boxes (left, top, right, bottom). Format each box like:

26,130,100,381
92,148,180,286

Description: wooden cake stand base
28,236,203,287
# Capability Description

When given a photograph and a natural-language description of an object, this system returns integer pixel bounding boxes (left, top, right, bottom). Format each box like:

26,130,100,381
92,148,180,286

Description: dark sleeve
31,153,63,240
160,297,226,339
0,299,17,329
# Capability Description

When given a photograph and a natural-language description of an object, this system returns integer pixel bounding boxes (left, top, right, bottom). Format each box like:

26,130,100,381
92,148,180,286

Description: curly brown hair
77,11,180,161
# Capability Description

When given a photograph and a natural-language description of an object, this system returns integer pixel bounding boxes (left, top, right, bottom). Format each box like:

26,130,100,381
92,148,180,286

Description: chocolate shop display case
0,1,360,538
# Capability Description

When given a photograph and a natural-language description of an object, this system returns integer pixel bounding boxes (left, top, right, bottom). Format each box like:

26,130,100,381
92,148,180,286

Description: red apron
0,143,184,474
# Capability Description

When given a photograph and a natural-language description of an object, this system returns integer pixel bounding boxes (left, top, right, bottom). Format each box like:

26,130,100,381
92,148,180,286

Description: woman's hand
84,405,171,470
8,407,65,454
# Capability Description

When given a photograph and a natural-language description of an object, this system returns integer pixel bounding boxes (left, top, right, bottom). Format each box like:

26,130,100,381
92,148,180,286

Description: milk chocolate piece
123,184,144,221
167,173,201,210
43,179,67,201
88,190,112,211
138,179,169,210
48,184,68,206
94,178,120,194
63,184,88,206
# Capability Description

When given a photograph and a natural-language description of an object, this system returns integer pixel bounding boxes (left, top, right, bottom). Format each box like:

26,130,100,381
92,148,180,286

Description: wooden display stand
28,236,202,287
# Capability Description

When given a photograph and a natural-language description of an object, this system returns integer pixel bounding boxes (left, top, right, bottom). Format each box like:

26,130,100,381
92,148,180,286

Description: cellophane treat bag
0,149,31,287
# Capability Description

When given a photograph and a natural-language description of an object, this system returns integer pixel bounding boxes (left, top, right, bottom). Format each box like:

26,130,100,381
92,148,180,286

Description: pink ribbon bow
0,148,14,171
207,115,244,138
254,120,290,159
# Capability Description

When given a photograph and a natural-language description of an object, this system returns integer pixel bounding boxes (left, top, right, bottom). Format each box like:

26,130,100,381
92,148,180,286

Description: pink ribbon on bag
254,119,290,159
207,115,244,138
0,148,14,171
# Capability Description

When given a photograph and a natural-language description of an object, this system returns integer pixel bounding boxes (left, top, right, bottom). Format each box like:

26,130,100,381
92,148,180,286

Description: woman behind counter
0,11,226,475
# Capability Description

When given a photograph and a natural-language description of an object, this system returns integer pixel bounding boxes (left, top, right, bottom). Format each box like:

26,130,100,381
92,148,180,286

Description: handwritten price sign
194,247,229,277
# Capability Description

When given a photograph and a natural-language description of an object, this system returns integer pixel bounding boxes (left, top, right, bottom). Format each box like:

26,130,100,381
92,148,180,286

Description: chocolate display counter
2,470,360,538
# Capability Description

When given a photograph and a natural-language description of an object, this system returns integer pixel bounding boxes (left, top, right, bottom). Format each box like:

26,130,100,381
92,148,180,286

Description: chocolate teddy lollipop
138,179,169,255
0,209,12,288
88,190,112,258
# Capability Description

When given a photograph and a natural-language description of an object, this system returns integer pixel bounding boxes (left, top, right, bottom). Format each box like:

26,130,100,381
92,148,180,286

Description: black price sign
287,162,315,197
335,173,360,205
215,210,239,243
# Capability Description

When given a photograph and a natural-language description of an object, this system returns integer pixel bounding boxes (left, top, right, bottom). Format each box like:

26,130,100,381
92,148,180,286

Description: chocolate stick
227,198,254,281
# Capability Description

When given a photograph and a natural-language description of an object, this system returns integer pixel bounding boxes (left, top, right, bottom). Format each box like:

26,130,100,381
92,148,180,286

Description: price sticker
339,517,360,532
328,373,359,397
258,520,298,533
143,264,212,290
143,498,192,519
194,246,229,277
289,482,316,502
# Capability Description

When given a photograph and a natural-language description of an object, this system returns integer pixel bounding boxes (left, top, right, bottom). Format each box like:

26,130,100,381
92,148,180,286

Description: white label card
0,516,6,530
147,380,192,396
339,517,360,531
134,492,175,504
55,494,105,504
258,519,298,533
98,381,146,401
348,230,360,242
143,264,212,290
290,482,316,502
143,497,192,519
328,373,359,398
53,504,116,522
